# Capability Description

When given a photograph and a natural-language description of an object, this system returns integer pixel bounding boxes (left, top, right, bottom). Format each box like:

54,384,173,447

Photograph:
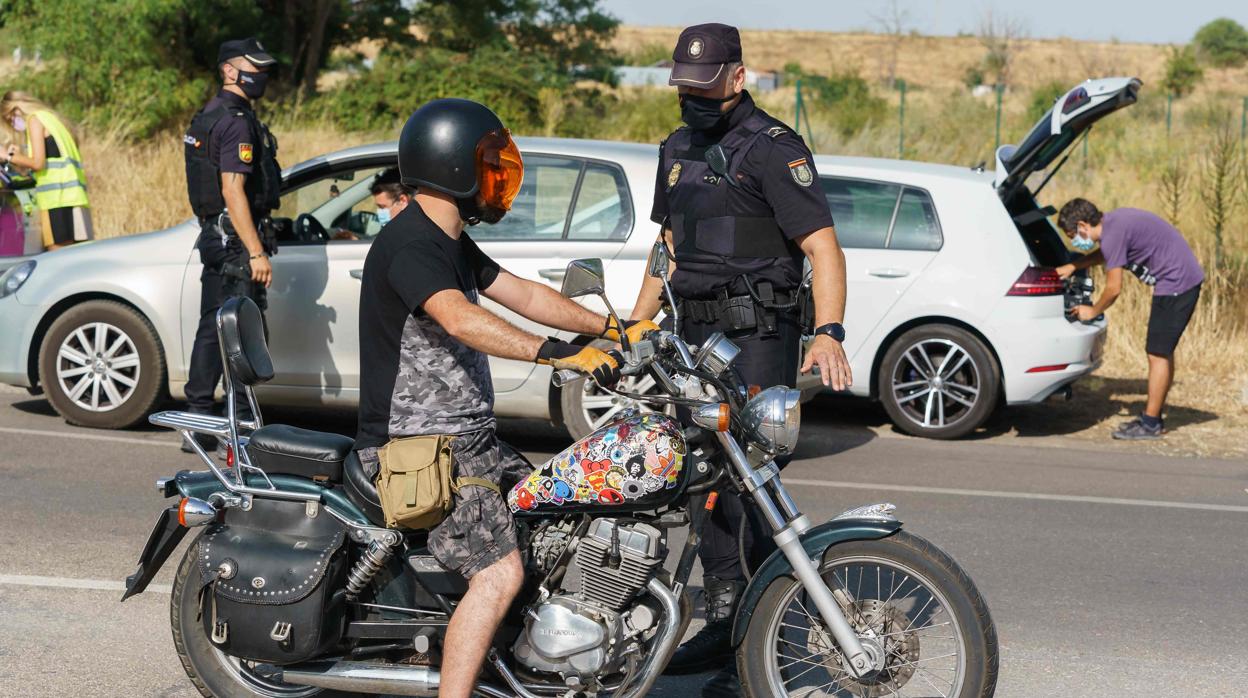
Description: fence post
898,79,906,159
795,78,803,134
993,84,1003,154
1166,93,1173,140
1241,96,1247,145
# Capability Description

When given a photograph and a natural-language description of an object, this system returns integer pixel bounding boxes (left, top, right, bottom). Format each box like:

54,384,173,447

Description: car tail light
1007,267,1064,296
1026,364,1070,373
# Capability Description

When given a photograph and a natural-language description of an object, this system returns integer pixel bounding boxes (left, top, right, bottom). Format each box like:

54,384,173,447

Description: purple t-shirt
1099,208,1204,296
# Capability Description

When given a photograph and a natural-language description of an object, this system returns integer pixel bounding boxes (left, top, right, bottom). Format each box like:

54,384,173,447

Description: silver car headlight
740,386,801,455
0,260,35,299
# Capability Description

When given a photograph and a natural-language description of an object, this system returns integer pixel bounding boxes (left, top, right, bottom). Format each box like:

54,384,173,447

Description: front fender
731,516,903,647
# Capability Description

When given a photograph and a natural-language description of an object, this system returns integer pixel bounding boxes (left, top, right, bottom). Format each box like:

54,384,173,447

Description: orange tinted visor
476,129,524,211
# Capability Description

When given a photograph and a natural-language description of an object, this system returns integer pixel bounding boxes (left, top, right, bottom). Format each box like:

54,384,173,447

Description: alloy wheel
889,339,980,430
55,321,141,413
578,373,666,432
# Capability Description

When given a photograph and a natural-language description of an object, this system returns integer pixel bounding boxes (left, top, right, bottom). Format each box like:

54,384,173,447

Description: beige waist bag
376,435,500,530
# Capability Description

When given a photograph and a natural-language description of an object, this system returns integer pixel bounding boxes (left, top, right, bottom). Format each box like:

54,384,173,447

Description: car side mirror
647,241,670,280
560,258,606,299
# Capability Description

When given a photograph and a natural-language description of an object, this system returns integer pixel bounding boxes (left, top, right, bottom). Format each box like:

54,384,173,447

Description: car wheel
558,339,670,440
38,300,166,429
877,324,999,440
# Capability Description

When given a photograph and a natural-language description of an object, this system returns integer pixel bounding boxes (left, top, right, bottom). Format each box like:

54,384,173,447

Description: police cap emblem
688,38,704,58
667,162,682,189
788,158,813,187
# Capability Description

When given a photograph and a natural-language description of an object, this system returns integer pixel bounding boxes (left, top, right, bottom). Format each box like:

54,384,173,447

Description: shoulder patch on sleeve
787,158,813,187
765,126,788,138
238,143,254,164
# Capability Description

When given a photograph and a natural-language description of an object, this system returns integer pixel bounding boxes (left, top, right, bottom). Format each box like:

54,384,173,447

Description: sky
600,0,1247,45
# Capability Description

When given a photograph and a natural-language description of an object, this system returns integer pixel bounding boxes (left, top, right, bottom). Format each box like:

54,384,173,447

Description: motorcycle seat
246,424,353,483
343,450,385,527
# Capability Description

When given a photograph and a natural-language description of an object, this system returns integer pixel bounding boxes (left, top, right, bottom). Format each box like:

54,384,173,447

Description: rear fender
730,517,903,647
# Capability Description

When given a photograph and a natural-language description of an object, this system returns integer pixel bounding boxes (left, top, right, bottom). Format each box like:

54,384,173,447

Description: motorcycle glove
535,339,623,386
603,318,661,346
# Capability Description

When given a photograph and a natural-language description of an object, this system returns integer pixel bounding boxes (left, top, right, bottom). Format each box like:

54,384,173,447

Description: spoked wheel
739,532,998,698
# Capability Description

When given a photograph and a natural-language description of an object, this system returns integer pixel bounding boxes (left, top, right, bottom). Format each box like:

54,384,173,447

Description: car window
567,162,633,241
471,156,581,241
888,188,942,251
822,177,899,249
272,166,388,244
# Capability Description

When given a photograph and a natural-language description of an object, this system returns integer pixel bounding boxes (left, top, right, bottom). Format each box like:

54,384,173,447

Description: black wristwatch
814,322,846,342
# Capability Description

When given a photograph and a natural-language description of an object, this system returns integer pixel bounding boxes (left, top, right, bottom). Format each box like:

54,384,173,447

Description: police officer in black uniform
628,24,853,696
181,37,282,452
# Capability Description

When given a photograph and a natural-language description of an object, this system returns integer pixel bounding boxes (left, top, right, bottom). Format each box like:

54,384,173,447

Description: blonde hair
0,90,77,142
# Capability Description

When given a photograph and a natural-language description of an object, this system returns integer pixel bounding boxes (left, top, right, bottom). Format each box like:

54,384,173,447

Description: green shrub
622,42,672,66
1163,45,1204,97
962,64,986,88
793,69,886,137
1194,18,1248,67
1026,81,1069,122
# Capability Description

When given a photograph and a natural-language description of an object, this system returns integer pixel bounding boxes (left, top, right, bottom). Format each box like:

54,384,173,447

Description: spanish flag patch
238,143,254,164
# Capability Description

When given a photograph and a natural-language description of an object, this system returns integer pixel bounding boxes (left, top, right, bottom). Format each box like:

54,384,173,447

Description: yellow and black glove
603,318,661,346
536,339,623,387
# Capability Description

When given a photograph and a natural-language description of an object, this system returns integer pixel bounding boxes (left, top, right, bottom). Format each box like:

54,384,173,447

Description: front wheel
739,531,998,698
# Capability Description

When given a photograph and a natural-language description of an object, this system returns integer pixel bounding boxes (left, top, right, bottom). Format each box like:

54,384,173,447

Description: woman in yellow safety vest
0,91,92,250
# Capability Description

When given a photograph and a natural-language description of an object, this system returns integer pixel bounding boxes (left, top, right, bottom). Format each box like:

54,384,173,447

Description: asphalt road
1,385,1246,697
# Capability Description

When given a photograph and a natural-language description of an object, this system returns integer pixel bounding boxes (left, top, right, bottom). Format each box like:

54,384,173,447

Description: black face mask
679,93,736,131
235,70,269,100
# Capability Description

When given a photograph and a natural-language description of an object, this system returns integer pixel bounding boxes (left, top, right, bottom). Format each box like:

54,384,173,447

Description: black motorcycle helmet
398,98,524,225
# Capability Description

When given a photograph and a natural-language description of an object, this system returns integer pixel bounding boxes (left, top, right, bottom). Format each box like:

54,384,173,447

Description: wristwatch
814,322,846,342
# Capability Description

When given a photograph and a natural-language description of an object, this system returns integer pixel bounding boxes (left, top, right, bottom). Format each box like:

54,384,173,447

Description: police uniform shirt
203,90,259,177
650,91,833,295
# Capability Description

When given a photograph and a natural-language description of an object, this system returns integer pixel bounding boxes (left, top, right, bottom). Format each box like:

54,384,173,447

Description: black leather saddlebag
198,497,348,665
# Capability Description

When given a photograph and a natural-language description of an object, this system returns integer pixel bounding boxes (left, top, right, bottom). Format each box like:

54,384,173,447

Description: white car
0,78,1132,439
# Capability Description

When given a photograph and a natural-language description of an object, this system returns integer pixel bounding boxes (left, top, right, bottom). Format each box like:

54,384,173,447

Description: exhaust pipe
278,661,439,696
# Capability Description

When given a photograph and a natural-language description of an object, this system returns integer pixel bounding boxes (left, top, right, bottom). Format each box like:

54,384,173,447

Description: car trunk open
994,77,1141,267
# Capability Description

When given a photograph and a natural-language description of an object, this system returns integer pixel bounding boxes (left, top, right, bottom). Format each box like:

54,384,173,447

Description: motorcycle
122,246,998,697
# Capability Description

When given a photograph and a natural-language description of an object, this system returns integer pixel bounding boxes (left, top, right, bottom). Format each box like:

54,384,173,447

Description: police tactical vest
27,110,89,211
184,103,281,219
660,112,796,274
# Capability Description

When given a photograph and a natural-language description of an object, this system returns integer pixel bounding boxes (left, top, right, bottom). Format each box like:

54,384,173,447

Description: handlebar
551,369,582,388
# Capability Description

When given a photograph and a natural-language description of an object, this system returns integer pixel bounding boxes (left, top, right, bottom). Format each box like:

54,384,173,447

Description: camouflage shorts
359,429,531,580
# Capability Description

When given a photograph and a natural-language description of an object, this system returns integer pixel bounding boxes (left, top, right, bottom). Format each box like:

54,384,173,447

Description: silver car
0,138,765,437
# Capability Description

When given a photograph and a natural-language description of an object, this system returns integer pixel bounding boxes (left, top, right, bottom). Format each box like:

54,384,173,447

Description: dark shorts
359,429,531,580
41,205,93,246
1146,283,1201,356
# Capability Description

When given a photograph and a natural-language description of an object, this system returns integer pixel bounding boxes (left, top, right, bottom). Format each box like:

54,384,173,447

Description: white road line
0,574,171,594
785,479,1248,513
0,426,180,448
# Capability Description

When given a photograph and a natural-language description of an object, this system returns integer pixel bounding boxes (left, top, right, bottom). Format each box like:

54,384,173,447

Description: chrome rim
213,648,321,697
55,322,141,412
890,339,980,430
578,373,665,431
764,556,966,697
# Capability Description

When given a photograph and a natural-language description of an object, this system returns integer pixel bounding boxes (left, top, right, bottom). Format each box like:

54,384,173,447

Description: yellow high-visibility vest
26,110,89,210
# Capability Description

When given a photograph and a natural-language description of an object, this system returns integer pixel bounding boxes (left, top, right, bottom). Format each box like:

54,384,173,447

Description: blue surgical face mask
11,116,25,132
1071,233,1095,252
376,207,392,226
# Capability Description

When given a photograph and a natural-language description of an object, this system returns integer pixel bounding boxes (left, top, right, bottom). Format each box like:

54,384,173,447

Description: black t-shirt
650,92,834,296
355,204,502,450
203,90,256,175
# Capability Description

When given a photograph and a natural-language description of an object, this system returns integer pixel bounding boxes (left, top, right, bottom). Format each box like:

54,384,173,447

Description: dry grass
43,27,1248,458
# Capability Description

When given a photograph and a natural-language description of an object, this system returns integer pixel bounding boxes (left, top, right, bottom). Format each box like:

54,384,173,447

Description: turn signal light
224,445,235,468
691,403,731,432
1007,267,1064,296
177,497,217,527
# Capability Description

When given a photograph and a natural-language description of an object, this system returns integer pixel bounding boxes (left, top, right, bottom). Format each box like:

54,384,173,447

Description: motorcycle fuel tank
508,413,687,515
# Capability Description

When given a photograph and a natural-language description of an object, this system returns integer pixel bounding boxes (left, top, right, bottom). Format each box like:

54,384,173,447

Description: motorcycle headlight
739,386,801,455
0,259,35,299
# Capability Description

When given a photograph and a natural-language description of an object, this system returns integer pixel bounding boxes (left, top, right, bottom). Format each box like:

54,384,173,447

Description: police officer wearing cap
181,37,282,452
628,23,852,695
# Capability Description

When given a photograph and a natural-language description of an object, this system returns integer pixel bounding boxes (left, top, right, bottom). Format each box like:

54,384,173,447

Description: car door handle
538,268,566,282
867,268,910,278
349,269,363,280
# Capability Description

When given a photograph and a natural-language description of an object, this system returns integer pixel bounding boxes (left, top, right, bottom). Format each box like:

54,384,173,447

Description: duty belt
679,286,797,338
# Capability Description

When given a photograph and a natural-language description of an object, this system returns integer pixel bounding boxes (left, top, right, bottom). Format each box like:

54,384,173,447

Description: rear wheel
38,300,166,429
877,325,999,440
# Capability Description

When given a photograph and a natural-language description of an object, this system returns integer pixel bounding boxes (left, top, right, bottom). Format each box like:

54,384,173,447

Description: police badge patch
667,162,682,190
788,158,813,187
238,143,254,164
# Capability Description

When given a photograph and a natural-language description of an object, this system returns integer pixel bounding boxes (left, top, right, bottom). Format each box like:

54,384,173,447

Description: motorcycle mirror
560,258,606,299
647,241,670,280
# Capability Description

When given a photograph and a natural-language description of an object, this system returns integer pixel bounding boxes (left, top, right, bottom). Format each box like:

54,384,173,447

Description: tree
1162,44,1204,98
1193,18,1248,68
977,9,1025,88
869,0,910,88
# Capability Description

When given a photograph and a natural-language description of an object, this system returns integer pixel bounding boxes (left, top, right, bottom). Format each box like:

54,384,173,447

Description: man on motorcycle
354,98,657,698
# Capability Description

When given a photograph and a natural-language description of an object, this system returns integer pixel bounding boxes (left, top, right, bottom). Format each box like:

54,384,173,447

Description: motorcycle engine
514,518,666,681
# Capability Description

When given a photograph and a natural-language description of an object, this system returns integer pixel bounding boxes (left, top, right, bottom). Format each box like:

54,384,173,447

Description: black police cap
218,37,277,68
669,23,742,88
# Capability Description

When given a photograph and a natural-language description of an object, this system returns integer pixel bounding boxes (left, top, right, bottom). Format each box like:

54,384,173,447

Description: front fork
715,433,877,678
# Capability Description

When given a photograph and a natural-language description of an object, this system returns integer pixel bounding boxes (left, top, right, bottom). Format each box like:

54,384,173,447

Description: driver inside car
353,98,657,698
